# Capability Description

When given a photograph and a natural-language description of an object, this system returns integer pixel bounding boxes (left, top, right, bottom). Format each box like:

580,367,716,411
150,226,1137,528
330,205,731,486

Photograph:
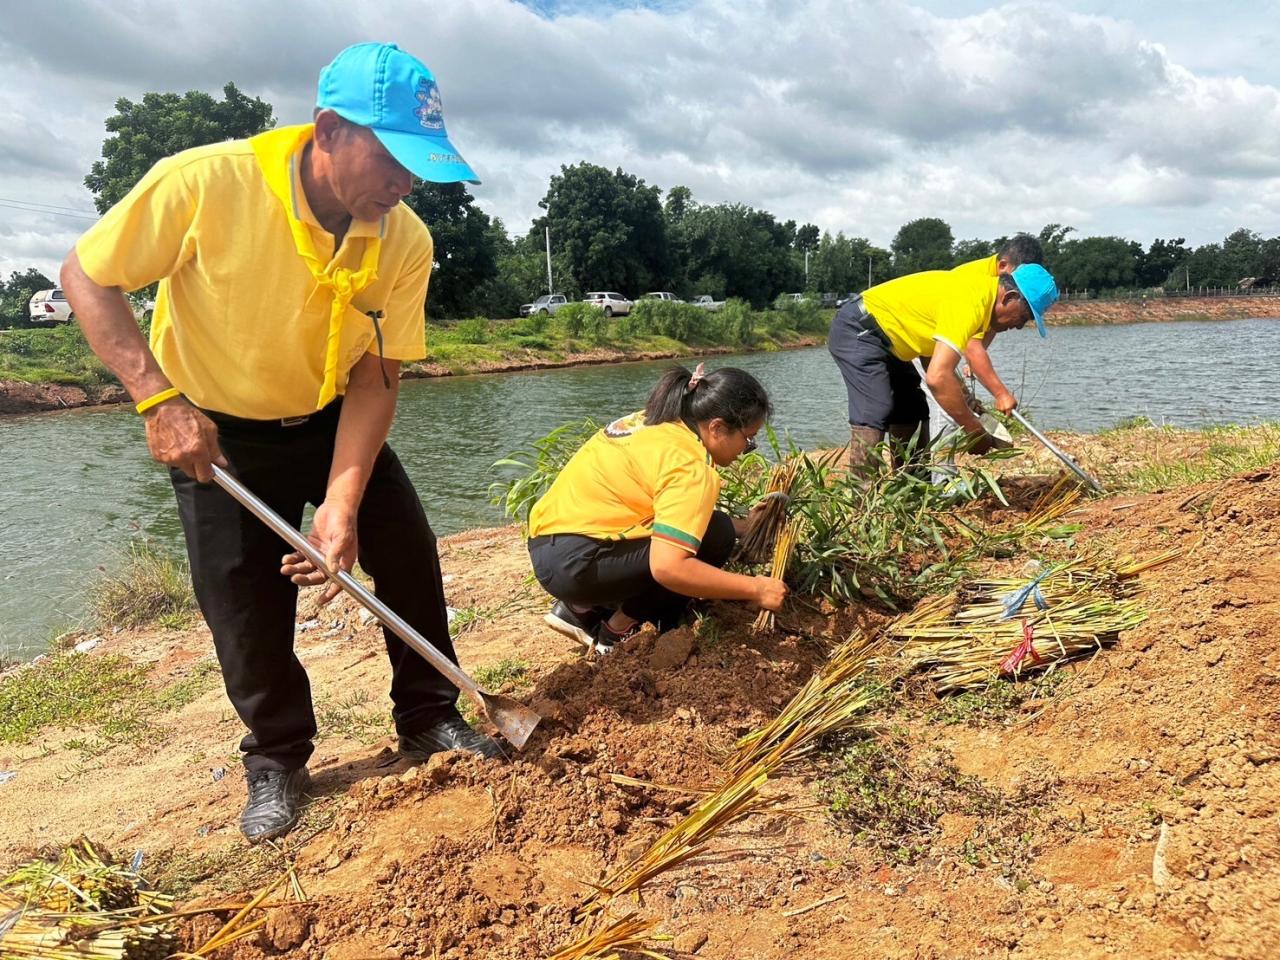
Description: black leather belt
204,399,342,432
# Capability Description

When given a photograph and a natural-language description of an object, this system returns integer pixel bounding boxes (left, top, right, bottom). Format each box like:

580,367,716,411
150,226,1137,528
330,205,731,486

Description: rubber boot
888,421,931,477
847,426,885,475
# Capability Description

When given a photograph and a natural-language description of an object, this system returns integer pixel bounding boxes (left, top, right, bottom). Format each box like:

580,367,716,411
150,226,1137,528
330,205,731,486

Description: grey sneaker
398,710,506,761
240,768,310,843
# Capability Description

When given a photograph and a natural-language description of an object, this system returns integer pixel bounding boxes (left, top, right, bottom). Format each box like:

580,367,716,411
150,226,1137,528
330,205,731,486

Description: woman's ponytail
643,364,771,430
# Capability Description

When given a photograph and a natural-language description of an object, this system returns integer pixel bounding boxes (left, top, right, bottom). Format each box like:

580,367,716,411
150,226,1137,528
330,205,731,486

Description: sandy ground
2,430,1278,959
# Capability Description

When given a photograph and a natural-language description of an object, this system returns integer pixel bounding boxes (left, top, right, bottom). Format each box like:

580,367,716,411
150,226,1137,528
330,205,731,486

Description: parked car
527,294,569,316
690,295,725,312
640,291,683,303
518,301,535,317
28,288,73,324
819,292,839,309
583,291,632,317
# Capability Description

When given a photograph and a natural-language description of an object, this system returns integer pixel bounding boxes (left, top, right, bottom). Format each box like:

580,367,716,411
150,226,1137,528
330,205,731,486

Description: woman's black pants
527,510,737,632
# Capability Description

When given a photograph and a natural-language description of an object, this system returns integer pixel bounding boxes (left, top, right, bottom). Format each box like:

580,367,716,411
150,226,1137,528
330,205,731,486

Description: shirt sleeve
651,449,719,554
75,155,198,291
375,225,431,361
932,275,993,356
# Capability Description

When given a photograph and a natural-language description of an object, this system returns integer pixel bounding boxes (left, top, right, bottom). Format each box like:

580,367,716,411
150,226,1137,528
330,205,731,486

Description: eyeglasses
743,432,758,453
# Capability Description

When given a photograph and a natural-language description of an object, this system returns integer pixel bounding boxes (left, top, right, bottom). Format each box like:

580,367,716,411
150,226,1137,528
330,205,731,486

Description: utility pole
1185,265,1190,293
545,226,554,294
867,255,872,290
804,249,810,287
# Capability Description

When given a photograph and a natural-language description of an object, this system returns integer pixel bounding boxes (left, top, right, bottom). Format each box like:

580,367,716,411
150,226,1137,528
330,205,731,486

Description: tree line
4,82,1280,327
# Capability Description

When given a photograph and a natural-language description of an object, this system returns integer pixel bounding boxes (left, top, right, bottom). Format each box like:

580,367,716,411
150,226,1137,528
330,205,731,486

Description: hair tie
686,362,707,393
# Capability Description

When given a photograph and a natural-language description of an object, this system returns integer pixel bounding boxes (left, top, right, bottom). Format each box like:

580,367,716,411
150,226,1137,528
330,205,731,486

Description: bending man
828,262,1059,470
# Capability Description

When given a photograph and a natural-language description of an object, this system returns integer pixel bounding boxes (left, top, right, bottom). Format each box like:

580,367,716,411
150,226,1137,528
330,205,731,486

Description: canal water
1,317,1276,659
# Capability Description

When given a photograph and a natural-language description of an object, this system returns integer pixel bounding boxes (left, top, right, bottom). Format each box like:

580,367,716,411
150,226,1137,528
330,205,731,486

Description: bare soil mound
5,458,1279,959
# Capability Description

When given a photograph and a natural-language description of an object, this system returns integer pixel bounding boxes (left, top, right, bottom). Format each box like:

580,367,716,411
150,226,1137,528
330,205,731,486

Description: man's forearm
327,356,400,512
965,339,1009,399
61,251,170,401
930,376,983,432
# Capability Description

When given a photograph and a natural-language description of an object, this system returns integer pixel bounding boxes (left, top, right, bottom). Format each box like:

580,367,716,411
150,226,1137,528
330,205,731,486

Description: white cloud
2,0,1279,280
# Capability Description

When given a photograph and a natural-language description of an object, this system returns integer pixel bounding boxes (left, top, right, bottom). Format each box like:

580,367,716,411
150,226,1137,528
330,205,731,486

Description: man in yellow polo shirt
945,233,1044,418
827,261,1059,470
61,43,501,844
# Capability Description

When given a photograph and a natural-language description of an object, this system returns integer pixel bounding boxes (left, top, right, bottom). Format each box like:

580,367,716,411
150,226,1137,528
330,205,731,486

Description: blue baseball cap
1010,263,1059,337
317,42,479,184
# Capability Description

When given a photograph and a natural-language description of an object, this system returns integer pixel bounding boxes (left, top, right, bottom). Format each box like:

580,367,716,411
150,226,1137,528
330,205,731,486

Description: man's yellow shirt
76,125,433,420
861,268,997,362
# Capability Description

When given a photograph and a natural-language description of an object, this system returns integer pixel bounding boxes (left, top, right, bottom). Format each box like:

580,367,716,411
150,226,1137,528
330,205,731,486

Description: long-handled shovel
1009,410,1105,494
211,464,541,750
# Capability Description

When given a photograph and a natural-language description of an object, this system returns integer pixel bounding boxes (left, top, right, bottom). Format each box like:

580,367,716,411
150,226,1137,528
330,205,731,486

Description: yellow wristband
135,387,182,414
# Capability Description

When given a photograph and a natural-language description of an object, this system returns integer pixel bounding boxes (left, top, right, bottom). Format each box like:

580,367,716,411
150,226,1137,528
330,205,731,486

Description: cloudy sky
3,0,1279,279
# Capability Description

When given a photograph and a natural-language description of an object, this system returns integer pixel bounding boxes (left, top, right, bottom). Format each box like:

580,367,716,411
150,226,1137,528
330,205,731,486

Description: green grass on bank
0,325,113,389
0,651,218,754
88,538,197,630
1106,422,1280,492
421,298,830,375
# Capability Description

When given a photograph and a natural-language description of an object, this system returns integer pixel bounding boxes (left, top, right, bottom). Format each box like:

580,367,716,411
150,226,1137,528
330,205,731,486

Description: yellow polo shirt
528,412,721,554
861,269,997,362
951,254,998,280
75,124,432,420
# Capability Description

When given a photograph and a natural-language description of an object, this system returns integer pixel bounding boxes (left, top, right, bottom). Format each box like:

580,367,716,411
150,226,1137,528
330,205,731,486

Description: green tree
0,268,55,328
890,217,954,274
1221,227,1262,282
676,203,803,307
1037,223,1076,270
1051,236,1143,292
403,181,502,319
532,162,668,295
811,231,860,295
952,238,994,265
1137,238,1188,288
85,83,275,213
794,223,821,253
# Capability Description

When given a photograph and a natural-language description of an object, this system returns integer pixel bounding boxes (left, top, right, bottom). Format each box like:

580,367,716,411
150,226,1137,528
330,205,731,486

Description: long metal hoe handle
210,464,481,698
1010,410,1105,493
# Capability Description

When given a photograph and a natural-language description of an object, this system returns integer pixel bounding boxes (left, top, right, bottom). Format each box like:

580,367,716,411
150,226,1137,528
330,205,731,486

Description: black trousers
828,299,930,430
527,510,737,632
171,401,459,773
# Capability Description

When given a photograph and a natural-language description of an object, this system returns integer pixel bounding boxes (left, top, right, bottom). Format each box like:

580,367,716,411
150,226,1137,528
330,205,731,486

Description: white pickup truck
28,288,73,324
691,295,725,312
640,291,683,303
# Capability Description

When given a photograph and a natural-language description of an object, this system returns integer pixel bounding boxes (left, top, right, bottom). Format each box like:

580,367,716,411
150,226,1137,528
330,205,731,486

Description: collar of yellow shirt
250,123,385,410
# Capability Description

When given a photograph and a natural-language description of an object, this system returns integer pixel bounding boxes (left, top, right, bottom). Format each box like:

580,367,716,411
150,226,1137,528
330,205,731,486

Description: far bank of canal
2,316,1277,659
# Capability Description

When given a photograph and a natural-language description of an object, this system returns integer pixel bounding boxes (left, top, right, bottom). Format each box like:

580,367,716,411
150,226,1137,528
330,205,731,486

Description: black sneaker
240,768,310,843
544,600,604,650
398,709,506,761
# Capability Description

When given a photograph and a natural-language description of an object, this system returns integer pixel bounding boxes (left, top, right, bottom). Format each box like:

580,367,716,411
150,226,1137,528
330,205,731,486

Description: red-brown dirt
3,439,1278,959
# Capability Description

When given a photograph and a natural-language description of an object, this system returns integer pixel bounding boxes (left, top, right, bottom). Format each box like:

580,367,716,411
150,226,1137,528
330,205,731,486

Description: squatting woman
527,363,787,652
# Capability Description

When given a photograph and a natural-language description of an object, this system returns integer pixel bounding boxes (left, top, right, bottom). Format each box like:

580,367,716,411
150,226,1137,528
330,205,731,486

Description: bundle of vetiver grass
736,457,802,564
889,550,1180,692
751,520,800,633
548,914,668,960
0,839,174,959
577,760,775,919
726,631,886,776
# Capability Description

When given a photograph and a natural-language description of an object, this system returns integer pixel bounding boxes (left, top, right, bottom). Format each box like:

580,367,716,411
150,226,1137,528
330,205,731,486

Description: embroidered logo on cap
414,78,444,130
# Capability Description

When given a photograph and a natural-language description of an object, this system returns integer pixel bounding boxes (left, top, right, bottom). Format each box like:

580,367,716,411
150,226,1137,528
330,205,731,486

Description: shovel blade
478,691,542,750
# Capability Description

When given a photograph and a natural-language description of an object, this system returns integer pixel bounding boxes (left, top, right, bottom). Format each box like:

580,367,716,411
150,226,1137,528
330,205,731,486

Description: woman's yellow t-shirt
528,412,721,554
